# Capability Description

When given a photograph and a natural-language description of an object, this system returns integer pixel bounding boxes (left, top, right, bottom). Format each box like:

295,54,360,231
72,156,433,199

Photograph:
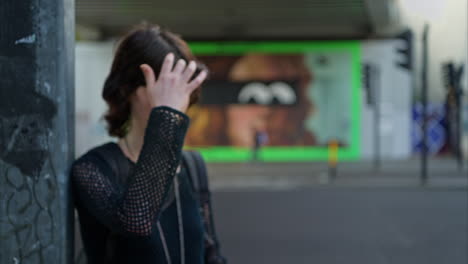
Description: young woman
71,24,225,264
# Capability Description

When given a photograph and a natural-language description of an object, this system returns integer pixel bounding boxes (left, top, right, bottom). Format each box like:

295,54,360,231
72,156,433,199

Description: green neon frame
187,41,362,162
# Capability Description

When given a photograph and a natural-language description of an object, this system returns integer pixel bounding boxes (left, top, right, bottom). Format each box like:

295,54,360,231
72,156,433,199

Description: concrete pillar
0,0,75,263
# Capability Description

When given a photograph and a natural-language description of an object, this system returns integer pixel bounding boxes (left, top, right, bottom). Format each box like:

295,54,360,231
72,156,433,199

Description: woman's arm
72,106,188,236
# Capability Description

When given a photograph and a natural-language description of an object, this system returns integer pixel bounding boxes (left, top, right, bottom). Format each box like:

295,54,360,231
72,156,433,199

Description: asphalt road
211,187,468,264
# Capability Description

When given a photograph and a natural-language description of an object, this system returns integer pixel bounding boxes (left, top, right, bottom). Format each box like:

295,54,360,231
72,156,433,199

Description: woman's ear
132,86,145,102
132,85,153,110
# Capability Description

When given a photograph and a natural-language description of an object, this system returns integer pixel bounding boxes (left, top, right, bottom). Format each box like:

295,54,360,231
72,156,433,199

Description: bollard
328,140,339,180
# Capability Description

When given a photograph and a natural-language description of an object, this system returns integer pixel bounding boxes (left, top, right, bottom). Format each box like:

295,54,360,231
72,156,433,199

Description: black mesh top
72,106,204,264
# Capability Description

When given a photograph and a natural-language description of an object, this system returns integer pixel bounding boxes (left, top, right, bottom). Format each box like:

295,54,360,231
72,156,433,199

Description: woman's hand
140,53,207,113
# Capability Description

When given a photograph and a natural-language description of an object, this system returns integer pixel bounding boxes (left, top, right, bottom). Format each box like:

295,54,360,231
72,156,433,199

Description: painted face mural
186,54,316,148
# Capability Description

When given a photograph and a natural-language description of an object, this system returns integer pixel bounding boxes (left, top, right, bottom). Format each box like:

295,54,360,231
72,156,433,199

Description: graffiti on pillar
0,60,60,263
0,0,75,263
0,101,56,177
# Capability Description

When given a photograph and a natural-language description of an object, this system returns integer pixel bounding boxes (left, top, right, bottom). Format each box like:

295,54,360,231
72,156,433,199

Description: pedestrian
252,129,269,161
71,23,226,264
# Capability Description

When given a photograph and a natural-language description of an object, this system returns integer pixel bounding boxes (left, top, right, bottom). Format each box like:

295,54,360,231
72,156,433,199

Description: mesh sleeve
72,106,189,236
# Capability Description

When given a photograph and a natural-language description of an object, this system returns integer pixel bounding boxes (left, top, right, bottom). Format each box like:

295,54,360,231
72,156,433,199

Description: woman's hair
102,23,205,137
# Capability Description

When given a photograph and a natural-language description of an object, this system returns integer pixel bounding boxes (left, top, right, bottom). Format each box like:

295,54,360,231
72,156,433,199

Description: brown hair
102,23,205,137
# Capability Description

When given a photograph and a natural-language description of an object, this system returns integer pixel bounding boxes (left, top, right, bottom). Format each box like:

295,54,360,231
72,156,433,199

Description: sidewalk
206,158,468,189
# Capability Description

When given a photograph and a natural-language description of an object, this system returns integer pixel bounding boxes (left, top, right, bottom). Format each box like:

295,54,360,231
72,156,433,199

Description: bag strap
183,151,210,201
182,151,226,264
192,152,210,200
182,151,200,194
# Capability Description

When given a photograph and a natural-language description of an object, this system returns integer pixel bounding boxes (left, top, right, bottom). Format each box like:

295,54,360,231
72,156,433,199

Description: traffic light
363,64,373,105
395,29,413,71
442,62,465,92
362,63,379,106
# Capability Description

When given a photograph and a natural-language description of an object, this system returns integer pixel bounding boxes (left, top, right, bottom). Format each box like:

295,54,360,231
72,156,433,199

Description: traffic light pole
0,1,75,263
421,24,429,185
373,66,381,171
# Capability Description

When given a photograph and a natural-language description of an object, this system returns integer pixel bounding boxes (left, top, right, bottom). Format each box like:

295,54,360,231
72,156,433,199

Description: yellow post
328,140,339,179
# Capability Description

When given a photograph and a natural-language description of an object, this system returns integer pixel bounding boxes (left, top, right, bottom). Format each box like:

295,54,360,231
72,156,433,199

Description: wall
361,40,413,159
75,42,114,157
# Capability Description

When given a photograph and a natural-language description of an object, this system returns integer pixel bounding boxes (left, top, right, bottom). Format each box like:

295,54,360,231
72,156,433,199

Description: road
211,187,467,264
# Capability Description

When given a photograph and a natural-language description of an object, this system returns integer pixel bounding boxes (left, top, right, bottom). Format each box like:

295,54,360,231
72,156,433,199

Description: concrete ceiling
76,0,402,40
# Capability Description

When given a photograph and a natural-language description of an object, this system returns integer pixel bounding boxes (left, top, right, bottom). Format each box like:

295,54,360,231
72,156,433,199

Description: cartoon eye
238,83,272,104
270,82,296,105
238,82,297,105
